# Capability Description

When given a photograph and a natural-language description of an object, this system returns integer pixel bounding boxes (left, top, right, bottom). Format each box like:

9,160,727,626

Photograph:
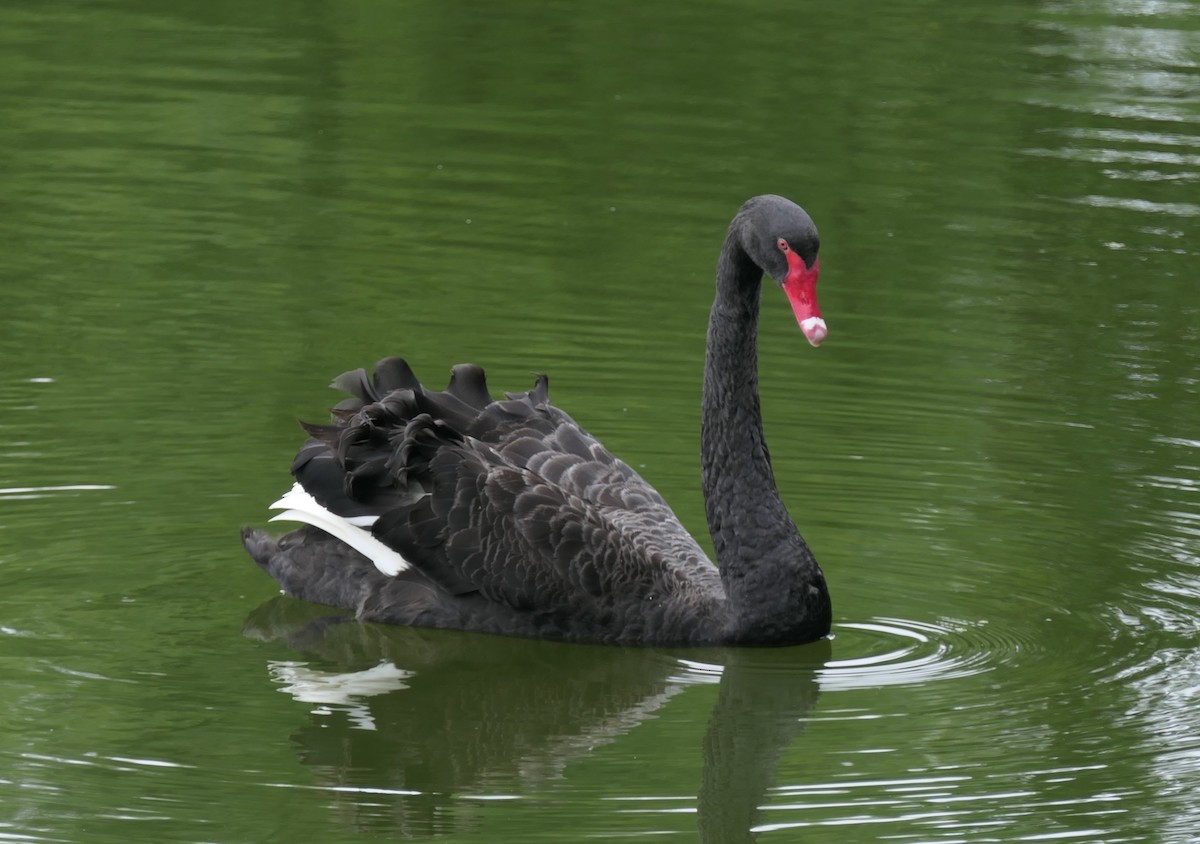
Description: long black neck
700,223,830,643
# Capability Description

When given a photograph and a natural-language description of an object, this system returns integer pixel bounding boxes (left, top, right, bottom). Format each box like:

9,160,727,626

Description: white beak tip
800,317,828,347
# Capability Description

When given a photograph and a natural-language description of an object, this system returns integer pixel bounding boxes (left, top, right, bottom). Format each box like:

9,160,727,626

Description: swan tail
240,525,390,609
242,524,463,626
248,357,608,596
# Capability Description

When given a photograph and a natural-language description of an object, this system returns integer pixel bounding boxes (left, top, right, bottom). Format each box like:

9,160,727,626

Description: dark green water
2,0,1198,841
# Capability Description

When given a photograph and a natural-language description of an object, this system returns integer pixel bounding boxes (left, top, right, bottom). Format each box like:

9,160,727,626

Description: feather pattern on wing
250,357,724,644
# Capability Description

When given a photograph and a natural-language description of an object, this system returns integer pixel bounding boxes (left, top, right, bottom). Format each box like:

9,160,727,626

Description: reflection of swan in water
243,599,829,841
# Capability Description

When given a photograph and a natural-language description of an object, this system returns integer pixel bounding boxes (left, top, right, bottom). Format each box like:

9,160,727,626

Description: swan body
243,195,832,646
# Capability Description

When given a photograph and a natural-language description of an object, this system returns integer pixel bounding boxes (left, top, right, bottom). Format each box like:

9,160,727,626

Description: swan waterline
243,194,832,646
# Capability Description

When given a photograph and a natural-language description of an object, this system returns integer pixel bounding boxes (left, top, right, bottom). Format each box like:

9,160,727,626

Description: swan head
736,195,826,347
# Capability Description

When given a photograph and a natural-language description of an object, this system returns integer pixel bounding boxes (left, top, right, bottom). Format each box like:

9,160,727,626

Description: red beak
782,255,826,347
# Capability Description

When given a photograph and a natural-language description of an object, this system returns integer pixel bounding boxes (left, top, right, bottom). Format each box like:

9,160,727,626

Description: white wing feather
268,482,410,576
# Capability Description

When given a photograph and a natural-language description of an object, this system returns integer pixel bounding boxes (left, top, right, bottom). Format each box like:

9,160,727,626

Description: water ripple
1070,194,1200,218
668,617,1026,692
817,618,1007,691
0,484,115,501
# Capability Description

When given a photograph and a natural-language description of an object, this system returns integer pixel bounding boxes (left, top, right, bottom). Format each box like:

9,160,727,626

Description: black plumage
243,195,832,646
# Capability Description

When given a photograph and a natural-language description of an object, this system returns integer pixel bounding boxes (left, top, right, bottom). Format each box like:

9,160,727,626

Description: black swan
242,194,832,646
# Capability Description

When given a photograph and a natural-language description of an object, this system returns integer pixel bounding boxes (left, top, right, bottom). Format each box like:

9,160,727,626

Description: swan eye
776,238,790,252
